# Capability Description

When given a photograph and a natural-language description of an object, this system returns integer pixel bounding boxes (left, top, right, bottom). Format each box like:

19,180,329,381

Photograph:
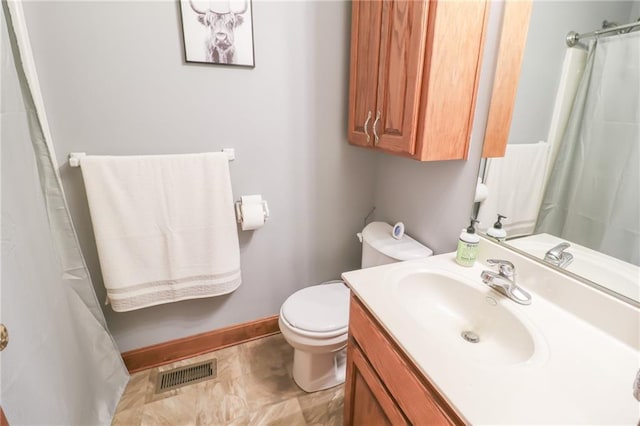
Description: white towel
477,142,550,238
80,153,241,312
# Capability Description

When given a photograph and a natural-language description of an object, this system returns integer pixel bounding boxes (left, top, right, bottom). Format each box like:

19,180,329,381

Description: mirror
476,1,640,305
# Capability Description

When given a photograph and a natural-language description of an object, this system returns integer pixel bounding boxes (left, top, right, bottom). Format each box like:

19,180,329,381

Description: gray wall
509,1,635,144
25,0,635,353
22,0,377,352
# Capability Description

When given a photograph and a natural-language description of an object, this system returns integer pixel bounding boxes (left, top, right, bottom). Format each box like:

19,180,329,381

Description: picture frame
179,0,255,68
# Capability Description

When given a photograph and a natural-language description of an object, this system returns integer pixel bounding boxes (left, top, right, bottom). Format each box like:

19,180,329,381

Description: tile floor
112,334,344,425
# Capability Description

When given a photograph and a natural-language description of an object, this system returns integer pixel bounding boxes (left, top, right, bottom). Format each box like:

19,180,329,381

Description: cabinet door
344,339,408,426
416,0,489,160
374,0,428,155
348,1,384,147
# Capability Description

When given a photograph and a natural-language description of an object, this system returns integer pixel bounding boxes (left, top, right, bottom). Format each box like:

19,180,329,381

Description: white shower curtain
536,32,640,266
1,2,128,424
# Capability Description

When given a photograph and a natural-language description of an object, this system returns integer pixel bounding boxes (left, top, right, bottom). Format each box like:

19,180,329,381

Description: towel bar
68,149,236,167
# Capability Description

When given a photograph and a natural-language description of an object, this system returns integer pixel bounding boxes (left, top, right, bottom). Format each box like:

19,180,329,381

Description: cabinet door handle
363,111,372,144
373,111,381,146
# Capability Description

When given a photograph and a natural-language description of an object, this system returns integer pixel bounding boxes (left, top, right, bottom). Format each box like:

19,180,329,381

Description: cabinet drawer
348,295,464,425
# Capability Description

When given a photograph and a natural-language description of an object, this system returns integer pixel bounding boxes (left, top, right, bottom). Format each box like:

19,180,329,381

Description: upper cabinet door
374,1,428,155
348,1,384,147
415,0,489,160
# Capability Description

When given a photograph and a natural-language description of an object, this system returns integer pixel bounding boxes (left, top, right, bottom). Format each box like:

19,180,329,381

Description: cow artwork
180,0,255,67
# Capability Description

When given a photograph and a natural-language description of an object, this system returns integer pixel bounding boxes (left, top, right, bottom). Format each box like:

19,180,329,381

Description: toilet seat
281,282,350,335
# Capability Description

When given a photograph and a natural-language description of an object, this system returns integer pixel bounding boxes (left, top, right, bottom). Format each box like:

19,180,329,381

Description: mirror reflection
476,1,640,304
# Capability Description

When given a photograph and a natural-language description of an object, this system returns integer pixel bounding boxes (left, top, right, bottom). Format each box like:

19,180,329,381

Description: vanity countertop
342,239,640,424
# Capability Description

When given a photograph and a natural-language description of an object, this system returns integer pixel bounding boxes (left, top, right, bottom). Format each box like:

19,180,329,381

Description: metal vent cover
155,359,217,393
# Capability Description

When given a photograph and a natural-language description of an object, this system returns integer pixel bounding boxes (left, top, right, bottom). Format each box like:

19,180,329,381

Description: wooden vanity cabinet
344,295,465,425
348,0,489,161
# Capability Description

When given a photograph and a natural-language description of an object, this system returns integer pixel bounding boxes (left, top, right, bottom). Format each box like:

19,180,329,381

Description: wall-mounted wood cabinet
348,0,489,161
344,295,465,425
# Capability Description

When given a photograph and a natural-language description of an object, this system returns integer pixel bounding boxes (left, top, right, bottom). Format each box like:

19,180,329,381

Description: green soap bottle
456,218,480,267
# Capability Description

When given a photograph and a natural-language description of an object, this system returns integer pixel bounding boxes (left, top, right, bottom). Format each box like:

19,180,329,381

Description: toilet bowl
279,281,350,392
279,222,433,393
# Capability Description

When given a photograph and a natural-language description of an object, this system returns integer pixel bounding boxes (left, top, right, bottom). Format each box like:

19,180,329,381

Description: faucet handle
486,259,515,276
486,259,514,268
546,242,570,260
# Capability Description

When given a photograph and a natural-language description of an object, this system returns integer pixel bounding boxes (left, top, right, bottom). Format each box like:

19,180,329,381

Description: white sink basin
395,271,537,365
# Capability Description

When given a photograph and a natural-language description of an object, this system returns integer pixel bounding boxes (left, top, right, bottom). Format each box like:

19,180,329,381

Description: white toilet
279,221,433,392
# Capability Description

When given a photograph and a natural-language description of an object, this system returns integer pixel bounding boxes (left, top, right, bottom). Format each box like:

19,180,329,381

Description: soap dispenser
456,218,480,267
487,214,507,242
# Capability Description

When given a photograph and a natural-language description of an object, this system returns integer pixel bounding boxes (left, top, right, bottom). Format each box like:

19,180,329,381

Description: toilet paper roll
241,195,263,205
474,178,489,203
240,203,265,230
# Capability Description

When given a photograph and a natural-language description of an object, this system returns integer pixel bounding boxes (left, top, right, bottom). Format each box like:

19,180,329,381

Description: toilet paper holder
235,198,270,225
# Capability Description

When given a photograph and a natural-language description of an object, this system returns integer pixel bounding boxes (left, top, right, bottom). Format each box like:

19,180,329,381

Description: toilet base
292,346,347,393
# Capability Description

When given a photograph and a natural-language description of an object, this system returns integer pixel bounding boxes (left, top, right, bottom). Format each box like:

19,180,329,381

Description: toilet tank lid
362,222,433,261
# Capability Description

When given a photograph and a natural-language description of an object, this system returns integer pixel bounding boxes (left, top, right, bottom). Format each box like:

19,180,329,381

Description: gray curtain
1,2,128,424
536,32,640,266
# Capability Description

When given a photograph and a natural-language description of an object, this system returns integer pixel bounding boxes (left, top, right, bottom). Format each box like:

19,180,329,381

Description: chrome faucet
544,242,574,268
480,259,532,305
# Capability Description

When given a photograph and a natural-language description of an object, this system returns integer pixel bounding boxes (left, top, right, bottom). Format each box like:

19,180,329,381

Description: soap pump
487,214,507,242
455,218,480,267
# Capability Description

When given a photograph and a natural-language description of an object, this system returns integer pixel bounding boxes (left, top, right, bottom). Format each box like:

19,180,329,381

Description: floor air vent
155,359,217,393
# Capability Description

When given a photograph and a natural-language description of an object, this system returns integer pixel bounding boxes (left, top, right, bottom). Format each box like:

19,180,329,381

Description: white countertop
342,240,640,425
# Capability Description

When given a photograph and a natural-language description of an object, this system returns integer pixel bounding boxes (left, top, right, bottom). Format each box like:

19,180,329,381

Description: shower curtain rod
566,20,640,47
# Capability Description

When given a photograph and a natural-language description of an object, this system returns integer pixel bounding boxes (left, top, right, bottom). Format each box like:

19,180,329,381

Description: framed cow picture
179,0,255,67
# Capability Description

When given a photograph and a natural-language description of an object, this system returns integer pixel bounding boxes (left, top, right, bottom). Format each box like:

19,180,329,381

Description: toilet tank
360,222,433,269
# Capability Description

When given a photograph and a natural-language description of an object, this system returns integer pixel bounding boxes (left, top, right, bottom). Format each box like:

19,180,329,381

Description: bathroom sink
343,243,639,424
394,271,536,365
